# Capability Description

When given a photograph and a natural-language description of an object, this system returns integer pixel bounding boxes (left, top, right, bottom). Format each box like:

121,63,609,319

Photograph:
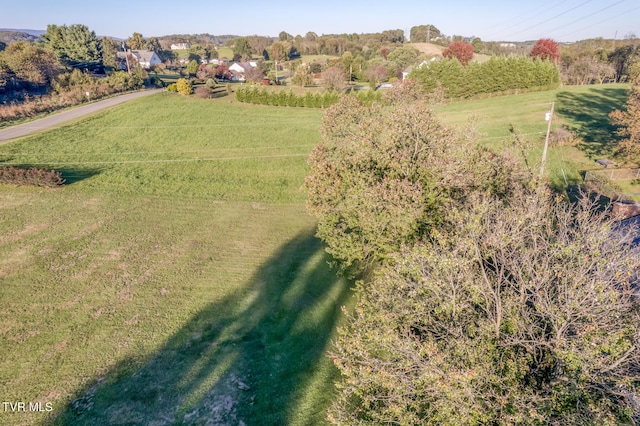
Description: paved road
0,89,164,143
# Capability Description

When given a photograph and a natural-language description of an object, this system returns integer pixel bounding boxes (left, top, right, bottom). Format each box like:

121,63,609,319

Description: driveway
0,89,164,143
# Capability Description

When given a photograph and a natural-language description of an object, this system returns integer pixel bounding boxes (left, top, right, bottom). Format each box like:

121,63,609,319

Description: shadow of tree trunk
52,231,351,425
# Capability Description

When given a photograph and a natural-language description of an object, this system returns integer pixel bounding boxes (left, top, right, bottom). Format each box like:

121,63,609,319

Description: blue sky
2,0,638,42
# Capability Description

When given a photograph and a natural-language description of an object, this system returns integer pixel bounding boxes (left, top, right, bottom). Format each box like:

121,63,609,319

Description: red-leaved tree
530,39,560,63
442,41,474,66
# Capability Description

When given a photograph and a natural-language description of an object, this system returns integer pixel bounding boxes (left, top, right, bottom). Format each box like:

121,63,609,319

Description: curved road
0,89,164,143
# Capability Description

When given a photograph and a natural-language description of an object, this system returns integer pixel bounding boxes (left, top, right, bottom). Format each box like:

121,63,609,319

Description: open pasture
0,83,630,424
0,94,349,425
437,83,631,193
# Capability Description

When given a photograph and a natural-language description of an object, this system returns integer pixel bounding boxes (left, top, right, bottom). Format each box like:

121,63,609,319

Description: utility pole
539,102,555,178
122,42,131,74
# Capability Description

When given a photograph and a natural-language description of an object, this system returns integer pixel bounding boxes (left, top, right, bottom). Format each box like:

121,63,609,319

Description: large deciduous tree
291,63,313,87
0,42,60,87
365,65,389,88
232,37,252,61
442,41,474,66
127,32,146,50
320,66,347,92
330,188,640,424
530,38,560,63
410,24,441,43
387,45,420,70
304,96,520,272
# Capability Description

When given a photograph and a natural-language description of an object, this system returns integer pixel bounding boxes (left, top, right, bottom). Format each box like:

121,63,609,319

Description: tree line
411,56,561,99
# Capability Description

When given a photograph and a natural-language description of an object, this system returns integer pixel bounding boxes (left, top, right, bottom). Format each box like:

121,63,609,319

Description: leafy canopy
330,188,640,425
610,77,640,157
530,38,561,62
41,24,102,65
442,41,474,66
304,93,521,273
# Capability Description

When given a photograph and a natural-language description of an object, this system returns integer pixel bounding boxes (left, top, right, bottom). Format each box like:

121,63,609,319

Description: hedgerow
235,87,381,108
411,56,560,99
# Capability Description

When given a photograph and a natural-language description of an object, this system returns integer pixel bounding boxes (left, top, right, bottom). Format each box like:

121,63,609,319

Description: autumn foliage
530,38,560,62
610,77,640,155
442,41,474,66
0,167,65,187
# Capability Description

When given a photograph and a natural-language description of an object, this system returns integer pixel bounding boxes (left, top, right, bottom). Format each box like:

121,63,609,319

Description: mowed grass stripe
0,95,348,425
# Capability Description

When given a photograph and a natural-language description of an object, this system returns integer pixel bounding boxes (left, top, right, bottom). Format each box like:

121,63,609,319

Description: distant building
116,50,162,69
171,43,190,50
402,58,439,81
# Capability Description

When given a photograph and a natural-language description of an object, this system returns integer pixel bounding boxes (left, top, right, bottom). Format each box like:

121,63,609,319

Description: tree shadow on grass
57,167,101,185
52,230,351,425
555,86,628,159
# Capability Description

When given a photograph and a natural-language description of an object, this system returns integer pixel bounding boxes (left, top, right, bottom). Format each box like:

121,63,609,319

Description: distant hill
0,28,45,37
0,29,41,45
157,33,240,47
0,28,124,44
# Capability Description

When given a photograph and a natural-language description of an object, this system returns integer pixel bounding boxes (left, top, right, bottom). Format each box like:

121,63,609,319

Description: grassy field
0,94,350,425
437,83,631,194
0,83,631,425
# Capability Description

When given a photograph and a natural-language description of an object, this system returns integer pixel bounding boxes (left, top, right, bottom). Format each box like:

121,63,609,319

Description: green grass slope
437,83,630,193
0,94,348,425
0,83,630,425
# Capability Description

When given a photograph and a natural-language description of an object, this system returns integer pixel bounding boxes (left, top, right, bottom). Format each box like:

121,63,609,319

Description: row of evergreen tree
235,87,382,108
411,56,561,98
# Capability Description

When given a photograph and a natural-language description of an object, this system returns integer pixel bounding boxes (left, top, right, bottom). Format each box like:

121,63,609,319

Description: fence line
585,170,640,200
586,168,640,181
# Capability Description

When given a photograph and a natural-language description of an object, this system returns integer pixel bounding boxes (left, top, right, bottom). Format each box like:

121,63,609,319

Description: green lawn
0,94,349,425
437,83,631,194
0,83,631,425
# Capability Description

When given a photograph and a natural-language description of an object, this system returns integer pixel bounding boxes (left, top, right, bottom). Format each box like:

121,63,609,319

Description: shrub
194,86,211,99
549,126,577,146
167,83,177,92
0,166,65,187
176,78,192,96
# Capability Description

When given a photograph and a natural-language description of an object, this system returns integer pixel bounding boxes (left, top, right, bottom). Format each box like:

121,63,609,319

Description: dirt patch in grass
412,42,444,56
1,223,48,244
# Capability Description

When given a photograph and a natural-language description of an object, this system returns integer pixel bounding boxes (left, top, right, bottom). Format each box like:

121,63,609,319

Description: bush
550,126,577,146
176,78,192,96
194,86,211,99
167,83,177,92
0,166,65,187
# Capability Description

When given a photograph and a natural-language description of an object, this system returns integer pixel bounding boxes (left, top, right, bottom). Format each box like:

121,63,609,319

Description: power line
556,4,640,39
545,0,627,37
505,0,595,38
484,0,571,40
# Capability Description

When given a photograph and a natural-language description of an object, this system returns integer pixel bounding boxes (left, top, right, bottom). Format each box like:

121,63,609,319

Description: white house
170,43,190,50
229,62,258,73
402,58,439,81
117,50,162,69
229,62,259,81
